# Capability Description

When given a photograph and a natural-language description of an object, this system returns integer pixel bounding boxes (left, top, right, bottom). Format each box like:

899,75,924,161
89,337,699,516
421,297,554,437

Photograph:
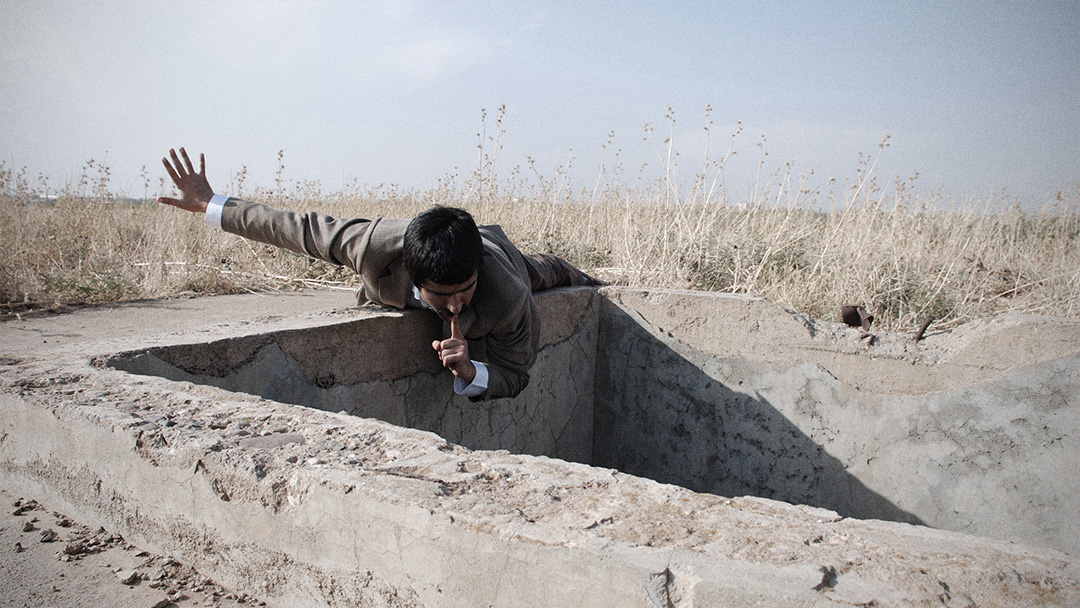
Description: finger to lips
450,316,463,340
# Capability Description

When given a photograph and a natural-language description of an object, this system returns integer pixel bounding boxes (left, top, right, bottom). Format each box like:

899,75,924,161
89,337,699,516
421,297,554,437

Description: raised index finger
450,316,463,340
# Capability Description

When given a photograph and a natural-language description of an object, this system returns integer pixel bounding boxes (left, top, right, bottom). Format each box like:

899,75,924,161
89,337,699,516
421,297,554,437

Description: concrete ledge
2,288,1079,607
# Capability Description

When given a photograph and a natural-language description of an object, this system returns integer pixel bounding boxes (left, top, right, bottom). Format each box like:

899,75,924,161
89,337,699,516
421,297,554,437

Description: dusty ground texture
0,485,259,608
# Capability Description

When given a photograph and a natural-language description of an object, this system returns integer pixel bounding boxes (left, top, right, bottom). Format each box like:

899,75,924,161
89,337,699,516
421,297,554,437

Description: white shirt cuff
205,193,228,228
454,361,489,397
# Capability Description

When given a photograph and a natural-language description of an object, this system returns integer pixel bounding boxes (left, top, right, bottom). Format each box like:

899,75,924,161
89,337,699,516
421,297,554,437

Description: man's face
418,272,478,321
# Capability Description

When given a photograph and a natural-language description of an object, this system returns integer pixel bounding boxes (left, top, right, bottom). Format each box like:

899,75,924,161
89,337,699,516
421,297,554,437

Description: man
158,148,600,401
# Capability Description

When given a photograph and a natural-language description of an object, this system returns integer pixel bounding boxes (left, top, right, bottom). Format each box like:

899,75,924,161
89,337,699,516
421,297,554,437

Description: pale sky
2,1,1078,201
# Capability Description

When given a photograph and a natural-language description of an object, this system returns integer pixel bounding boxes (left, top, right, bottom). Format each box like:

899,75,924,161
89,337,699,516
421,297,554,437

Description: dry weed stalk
2,121,1077,331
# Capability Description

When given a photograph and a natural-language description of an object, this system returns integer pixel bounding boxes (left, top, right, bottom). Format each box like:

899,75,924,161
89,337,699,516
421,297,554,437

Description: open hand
157,147,215,214
432,316,476,383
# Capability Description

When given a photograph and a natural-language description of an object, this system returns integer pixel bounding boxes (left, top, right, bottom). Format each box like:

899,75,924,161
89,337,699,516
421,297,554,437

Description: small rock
56,517,72,528
150,598,172,608
13,542,23,553
64,541,87,555
40,529,58,543
22,521,35,532
117,569,140,585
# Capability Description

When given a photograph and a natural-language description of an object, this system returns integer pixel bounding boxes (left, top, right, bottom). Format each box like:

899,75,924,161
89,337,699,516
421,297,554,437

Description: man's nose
447,298,463,315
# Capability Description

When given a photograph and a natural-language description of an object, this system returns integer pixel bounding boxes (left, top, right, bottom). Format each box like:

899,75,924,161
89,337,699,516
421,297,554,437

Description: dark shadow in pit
592,300,925,526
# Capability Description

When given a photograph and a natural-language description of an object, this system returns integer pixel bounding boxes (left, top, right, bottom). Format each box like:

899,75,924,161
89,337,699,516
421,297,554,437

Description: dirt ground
0,485,259,608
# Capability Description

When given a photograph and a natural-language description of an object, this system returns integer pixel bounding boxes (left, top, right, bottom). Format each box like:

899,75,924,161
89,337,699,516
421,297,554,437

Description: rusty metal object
841,305,874,331
913,317,934,342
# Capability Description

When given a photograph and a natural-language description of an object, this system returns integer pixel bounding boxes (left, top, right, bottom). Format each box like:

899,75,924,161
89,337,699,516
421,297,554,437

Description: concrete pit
2,287,1078,607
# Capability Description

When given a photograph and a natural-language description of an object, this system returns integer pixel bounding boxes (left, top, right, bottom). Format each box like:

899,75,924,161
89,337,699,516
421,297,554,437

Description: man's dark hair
403,206,484,286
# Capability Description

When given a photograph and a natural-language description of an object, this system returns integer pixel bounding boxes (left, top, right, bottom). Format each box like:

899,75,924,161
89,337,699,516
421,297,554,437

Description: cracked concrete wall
2,288,1079,606
594,289,1080,556
108,289,599,465
3,385,1078,608
104,287,1080,556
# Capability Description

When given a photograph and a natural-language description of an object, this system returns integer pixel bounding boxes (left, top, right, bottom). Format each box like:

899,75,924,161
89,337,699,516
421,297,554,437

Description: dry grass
3,119,1078,332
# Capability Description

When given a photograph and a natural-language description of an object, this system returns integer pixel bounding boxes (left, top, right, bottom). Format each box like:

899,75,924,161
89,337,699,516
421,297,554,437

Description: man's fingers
169,148,186,177
161,157,180,184
180,147,195,174
198,152,206,176
450,316,463,339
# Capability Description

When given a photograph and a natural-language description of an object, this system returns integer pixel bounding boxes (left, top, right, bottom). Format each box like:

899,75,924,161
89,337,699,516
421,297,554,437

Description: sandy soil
0,485,258,608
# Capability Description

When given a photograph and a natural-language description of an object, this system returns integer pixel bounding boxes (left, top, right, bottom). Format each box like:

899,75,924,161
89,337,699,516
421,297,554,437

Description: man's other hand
157,147,215,214
432,316,477,384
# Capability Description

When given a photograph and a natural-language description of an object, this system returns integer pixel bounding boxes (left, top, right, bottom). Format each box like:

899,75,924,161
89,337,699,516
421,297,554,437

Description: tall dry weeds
2,113,1078,332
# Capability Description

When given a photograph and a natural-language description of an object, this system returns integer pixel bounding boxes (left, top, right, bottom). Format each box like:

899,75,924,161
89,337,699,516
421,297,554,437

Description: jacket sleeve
473,294,541,401
219,198,373,274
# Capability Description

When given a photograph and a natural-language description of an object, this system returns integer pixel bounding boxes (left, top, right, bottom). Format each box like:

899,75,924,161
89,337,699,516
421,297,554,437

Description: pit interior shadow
593,299,925,525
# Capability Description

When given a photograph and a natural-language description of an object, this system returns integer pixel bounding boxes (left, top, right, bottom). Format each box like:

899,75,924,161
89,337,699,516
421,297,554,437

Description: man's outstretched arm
157,147,215,214
155,147,382,278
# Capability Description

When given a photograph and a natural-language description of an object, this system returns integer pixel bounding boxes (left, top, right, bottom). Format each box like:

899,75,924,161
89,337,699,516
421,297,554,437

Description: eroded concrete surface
1,287,1078,607
105,289,598,464
595,290,1080,554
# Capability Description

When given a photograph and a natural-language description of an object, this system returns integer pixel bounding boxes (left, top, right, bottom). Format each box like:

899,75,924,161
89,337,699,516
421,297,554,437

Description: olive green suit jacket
220,198,540,401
